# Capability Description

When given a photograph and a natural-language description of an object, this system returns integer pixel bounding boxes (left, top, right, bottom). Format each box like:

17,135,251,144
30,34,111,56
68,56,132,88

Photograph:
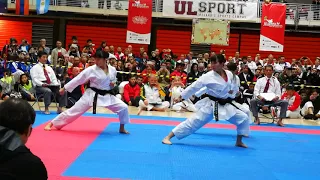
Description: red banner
126,0,153,45
259,3,286,52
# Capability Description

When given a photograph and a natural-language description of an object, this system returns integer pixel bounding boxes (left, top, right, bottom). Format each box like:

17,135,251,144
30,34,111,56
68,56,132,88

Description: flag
36,0,50,15
15,0,29,15
126,0,153,44
259,3,286,52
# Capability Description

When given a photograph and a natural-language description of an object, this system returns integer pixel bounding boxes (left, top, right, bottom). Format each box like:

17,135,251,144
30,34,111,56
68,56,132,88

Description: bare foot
162,137,172,145
254,118,260,125
277,121,284,127
119,129,130,134
44,122,53,131
44,110,50,115
235,142,248,148
137,108,143,115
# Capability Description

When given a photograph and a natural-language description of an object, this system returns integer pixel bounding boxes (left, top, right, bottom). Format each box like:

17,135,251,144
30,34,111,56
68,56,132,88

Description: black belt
203,94,240,122
90,87,116,114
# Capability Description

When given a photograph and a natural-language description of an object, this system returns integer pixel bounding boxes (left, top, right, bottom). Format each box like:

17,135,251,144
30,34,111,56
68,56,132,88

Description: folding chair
258,103,279,124
30,87,58,113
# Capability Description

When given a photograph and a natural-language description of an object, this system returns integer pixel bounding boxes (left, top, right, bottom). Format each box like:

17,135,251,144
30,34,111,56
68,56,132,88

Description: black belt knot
203,94,236,122
91,87,116,114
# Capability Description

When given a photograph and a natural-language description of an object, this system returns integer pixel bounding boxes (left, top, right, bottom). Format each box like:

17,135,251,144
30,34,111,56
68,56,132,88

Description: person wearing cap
280,85,301,118
44,50,130,134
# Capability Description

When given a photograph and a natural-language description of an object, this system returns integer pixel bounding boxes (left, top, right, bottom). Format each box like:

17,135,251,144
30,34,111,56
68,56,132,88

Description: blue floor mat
63,123,320,180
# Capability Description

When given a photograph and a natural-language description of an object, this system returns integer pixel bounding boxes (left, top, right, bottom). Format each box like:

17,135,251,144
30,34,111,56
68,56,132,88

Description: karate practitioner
162,54,251,148
44,50,130,134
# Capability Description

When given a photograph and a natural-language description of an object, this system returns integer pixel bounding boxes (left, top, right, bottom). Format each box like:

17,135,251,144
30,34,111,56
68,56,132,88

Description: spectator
300,89,320,120
0,69,15,100
156,62,171,88
51,41,67,68
0,98,48,179
187,63,199,85
39,39,50,54
18,74,35,101
138,74,169,114
250,65,288,126
170,76,196,112
65,67,84,108
281,85,301,118
170,62,187,85
30,51,67,114
123,75,140,107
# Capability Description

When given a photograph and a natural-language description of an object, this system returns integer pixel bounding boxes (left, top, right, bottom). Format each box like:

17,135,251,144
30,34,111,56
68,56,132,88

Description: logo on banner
162,0,258,21
263,16,283,28
132,0,149,8
132,16,148,24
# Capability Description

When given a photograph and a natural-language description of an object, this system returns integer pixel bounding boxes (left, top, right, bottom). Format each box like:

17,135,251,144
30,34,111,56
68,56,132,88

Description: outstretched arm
64,67,93,92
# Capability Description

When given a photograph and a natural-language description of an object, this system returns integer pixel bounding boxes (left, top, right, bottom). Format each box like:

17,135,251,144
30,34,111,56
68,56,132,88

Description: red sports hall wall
0,19,32,49
239,31,320,62
156,26,192,56
65,22,148,52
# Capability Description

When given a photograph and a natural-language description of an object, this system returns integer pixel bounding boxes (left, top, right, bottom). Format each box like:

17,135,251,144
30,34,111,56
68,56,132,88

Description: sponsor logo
132,16,148,24
263,16,283,28
132,0,149,8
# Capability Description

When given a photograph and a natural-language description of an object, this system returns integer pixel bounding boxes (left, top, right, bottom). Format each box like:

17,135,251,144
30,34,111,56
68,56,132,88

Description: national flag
36,0,50,15
15,0,29,15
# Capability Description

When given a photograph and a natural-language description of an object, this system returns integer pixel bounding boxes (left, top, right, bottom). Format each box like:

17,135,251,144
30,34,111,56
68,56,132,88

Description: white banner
162,0,258,21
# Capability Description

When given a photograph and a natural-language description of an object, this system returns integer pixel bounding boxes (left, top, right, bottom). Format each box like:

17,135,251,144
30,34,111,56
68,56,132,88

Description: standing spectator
39,39,50,54
51,41,67,68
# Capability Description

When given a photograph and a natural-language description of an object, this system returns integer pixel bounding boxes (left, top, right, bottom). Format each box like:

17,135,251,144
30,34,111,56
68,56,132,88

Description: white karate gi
51,65,130,129
170,86,196,112
172,70,251,140
138,84,170,111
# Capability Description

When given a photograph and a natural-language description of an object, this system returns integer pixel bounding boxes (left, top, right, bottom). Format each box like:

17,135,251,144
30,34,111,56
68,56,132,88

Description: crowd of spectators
1,36,320,120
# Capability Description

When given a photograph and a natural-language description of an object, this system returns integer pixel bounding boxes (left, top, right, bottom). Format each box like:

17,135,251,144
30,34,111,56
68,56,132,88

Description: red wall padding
65,24,148,52
239,31,320,62
211,31,239,55
0,19,32,50
156,26,192,56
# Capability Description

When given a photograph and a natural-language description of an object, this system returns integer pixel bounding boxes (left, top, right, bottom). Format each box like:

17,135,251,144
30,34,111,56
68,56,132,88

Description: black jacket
0,126,48,180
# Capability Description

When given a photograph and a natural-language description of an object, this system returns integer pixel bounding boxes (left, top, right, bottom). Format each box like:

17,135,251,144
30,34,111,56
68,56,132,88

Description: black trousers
128,97,140,107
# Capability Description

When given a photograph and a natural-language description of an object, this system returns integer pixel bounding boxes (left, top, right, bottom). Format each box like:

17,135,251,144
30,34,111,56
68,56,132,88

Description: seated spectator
138,74,169,115
0,69,15,100
65,67,84,108
250,65,288,126
0,98,48,179
156,62,171,88
67,57,83,77
19,74,35,101
280,85,301,118
170,62,187,85
300,89,320,120
170,76,196,112
238,65,254,91
30,51,67,114
123,75,140,107
140,65,156,84
187,63,199,85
